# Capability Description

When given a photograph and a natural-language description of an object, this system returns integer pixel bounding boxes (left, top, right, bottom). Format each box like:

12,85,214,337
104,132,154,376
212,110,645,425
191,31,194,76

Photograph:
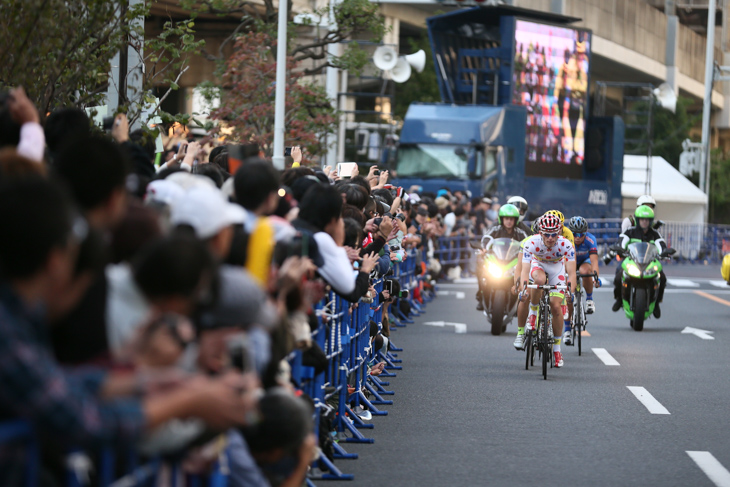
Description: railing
1,249,434,486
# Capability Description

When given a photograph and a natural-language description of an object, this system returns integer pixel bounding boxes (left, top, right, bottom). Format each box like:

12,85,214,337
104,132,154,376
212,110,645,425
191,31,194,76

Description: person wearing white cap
170,186,246,260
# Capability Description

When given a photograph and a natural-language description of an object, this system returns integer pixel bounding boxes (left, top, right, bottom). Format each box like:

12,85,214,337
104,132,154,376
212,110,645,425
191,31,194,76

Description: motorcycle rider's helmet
498,204,520,226
634,205,655,226
539,213,562,234
506,196,528,222
636,195,656,209
567,216,588,235
546,209,565,225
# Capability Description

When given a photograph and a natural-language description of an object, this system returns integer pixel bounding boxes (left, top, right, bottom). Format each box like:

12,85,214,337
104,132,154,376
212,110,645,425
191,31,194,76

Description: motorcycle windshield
491,238,521,261
628,242,658,265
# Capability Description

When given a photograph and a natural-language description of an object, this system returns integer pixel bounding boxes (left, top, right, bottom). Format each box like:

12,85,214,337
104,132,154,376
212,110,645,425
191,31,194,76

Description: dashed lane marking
592,348,619,366
627,386,670,415
687,451,730,487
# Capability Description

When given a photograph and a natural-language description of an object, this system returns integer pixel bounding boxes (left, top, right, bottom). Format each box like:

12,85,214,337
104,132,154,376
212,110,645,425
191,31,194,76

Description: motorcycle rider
621,195,656,233
476,204,529,311
506,196,532,235
612,206,668,318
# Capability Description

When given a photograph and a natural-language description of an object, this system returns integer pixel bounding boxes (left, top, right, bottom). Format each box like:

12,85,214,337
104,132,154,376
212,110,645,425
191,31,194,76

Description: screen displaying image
512,20,590,179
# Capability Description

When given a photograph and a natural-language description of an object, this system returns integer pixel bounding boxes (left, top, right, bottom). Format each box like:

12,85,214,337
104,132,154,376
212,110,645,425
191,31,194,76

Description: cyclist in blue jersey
567,215,601,317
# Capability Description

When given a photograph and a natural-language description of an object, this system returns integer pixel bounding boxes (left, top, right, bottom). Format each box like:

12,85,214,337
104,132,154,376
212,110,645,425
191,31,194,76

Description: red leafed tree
209,31,336,158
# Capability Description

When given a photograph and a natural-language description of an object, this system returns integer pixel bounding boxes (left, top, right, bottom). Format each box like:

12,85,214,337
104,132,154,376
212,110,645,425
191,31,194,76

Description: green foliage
209,31,336,157
650,96,699,170
709,149,730,224
393,35,440,120
0,0,202,131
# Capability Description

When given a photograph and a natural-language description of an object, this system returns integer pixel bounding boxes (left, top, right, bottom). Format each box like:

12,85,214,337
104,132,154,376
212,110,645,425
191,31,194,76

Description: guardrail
1,249,434,486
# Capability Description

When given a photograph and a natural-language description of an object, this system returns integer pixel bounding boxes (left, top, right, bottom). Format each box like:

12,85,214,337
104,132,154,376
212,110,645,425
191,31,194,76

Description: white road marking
667,278,700,288
687,451,730,487
682,326,715,340
627,386,670,415
710,280,730,288
592,348,620,366
599,277,612,287
423,321,467,334
435,291,465,299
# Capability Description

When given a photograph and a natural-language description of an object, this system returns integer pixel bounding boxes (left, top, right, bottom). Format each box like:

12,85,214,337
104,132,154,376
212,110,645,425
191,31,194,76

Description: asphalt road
324,271,730,487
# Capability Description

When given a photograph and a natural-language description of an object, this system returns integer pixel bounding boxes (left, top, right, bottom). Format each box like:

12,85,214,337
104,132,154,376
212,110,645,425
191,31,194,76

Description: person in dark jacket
611,205,668,317
476,204,528,310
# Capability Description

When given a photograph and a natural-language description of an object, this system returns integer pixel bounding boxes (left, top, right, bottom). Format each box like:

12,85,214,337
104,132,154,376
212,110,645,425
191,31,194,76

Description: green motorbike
613,241,675,331
472,237,521,335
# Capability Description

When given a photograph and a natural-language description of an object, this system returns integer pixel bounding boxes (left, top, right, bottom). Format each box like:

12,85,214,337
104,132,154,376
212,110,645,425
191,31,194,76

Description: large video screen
512,19,590,179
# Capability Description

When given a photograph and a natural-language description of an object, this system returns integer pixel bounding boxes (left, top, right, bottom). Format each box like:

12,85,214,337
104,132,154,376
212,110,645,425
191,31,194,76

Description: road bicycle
566,272,597,356
522,281,568,380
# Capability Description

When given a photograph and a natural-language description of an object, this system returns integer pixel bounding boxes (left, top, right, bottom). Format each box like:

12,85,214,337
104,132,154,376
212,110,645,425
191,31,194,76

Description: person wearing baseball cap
170,186,246,260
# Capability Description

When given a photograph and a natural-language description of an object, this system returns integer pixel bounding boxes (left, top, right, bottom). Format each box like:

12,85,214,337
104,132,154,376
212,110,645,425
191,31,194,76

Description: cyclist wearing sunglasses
515,213,577,367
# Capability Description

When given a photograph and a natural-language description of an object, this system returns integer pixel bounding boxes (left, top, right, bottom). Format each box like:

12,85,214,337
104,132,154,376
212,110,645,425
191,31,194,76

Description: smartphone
373,169,380,176
384,280,393,294
337,162,358,178
226,332,255,373
284,147,292,157
103,116,115,132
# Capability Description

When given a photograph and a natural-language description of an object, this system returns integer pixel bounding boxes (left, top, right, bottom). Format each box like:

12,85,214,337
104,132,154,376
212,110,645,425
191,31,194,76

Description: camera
102,116,115,132
284,147,292,157
373,217,383,227
395,213,406,222
374,169,380,176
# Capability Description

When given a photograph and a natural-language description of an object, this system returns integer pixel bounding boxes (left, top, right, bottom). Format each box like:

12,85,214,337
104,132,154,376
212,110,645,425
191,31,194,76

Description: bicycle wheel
541,301,549,380
524,332,532,370
575,292,583,356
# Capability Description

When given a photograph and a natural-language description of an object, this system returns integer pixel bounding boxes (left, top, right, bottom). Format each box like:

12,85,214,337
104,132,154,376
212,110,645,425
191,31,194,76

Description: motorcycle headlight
488,262,503,278
626,263,641,277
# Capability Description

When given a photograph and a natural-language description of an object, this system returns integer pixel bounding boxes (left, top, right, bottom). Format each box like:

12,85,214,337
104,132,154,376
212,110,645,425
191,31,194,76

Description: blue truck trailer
390,5,625,219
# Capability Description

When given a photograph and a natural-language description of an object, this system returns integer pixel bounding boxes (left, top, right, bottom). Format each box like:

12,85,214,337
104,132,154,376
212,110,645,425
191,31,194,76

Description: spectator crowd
0,87,458,486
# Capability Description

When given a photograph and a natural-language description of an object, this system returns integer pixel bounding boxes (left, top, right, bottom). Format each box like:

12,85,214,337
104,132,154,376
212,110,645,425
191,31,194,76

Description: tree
0,0,202,128
206,30,336,157
709,150,730,224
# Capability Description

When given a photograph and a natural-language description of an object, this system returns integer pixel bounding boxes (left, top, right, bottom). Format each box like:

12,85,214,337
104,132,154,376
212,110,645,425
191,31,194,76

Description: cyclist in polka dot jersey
517,213,577,368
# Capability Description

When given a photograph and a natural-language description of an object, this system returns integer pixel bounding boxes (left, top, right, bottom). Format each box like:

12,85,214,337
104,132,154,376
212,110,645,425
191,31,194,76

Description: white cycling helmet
506,196,528,222
636,195,656,208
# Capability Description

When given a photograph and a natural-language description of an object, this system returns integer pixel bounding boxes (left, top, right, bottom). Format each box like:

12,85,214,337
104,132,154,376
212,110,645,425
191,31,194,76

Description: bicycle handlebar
525,284,568,290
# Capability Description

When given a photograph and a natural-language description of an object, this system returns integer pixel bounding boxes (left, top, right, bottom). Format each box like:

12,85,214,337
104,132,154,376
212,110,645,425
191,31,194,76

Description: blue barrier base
369,376,394,395
351,391,388,416
337,414,374,443
379,351,402,370
333,441,358,460
312,457,355,481
364,382,394,405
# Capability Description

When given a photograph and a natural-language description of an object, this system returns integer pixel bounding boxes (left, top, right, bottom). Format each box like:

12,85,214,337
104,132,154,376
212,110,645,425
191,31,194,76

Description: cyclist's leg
528,263,547,327
580,261,594,294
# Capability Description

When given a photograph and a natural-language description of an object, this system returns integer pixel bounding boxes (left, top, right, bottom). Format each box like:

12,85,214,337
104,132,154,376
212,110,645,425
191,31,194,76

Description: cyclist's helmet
567,216,588,234
539,212,562,234
634,205,655,221
546,209,565,225
636,195,656,208
530,218,540,234
498,203,520,225
506,196,528,222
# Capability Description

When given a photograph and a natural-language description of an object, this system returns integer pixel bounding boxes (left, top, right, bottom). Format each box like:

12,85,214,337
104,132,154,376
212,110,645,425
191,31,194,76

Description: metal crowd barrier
0,249,434,486
587,219,730,264
291,248,432,484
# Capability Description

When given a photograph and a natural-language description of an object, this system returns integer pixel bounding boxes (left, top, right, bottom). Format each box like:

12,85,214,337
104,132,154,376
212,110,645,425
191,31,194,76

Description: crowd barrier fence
0,249,433,486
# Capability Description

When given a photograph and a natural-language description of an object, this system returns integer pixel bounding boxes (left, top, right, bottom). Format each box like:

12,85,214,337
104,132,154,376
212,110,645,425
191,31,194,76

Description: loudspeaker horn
405,49,426,73
390,57,412,83
373,46,398,71
653,82,677,114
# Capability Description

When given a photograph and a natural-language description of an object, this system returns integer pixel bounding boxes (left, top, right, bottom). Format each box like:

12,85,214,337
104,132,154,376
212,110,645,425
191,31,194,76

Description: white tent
621,155,708,224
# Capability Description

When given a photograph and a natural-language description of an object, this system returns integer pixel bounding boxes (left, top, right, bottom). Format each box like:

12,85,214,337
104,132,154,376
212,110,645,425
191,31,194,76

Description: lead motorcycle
609,241,675,331
471,236,521,335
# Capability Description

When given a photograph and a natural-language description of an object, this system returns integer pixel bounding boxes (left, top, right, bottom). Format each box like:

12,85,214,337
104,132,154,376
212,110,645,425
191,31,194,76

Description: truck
390,4,625,219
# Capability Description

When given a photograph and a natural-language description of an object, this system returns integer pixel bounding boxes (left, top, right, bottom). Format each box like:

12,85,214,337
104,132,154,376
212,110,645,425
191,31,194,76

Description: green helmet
634,205,655,219
498,204,520,225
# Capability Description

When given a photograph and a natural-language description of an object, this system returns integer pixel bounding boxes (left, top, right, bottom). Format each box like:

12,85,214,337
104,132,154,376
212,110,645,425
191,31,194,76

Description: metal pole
271,0,289,170
700,0,716,202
